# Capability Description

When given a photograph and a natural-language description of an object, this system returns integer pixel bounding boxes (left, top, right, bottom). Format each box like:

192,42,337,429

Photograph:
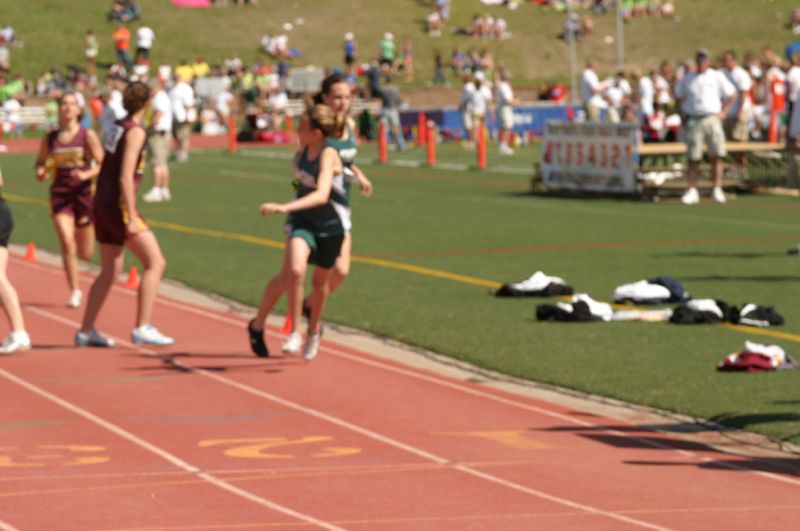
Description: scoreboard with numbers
541,122,640,194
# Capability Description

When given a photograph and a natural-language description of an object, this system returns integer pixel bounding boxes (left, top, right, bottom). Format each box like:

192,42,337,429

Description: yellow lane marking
720,323,800,344
437,430,551,450
352,255,501,289
6,193,799,343
147,219,285,250
4,192,48,206
0,444,110,468
198,437,361,460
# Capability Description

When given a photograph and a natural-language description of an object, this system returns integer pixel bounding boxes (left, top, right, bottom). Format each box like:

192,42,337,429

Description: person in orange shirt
112,23,132,71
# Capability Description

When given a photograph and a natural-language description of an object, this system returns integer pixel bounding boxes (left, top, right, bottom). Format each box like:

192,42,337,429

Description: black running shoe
788,247,800,256
302,298,312,320
247,319,269,358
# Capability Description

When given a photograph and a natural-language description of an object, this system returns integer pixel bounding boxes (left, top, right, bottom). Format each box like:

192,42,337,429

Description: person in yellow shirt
191,56,210,79
174,59,194,83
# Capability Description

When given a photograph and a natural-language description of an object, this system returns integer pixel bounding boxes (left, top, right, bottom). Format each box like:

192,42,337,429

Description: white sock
11,331,29,342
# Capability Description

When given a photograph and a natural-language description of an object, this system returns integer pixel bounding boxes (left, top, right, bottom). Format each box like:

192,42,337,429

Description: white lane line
148,293,800,489
6,310,344,531
16,258,800,488
0,521,21,531
21,304,670,531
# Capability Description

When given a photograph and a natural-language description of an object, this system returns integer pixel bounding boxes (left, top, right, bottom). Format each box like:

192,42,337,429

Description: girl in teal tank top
302,74,373,317
248,102,347,362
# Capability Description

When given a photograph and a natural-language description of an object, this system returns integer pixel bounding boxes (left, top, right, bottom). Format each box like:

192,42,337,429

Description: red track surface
1,256,798,530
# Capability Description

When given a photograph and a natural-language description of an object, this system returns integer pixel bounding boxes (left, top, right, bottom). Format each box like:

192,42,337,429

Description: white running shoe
499,144,515,155
712,186,727,204
142,188,164,203
303,330,322,361
161,188,172,201
67,290,82,308
0,332,31,354
75,329,116,348
131,324,175,346
282,331,302,355
681,187,700,205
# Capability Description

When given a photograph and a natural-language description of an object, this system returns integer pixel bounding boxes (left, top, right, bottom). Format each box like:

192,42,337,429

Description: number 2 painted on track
0,445,110,468
198,437,361,460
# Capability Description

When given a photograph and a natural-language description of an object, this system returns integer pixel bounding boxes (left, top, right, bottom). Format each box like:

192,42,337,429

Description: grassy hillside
5,0,800,88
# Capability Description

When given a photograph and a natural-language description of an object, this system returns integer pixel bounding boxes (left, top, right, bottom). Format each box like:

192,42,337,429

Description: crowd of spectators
578,46,794,147
534,0,675,19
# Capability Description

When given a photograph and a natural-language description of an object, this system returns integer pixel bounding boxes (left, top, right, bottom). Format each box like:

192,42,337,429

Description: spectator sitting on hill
451,47,466,75
108,0,140,23
379,33,396,69
427,10,443,37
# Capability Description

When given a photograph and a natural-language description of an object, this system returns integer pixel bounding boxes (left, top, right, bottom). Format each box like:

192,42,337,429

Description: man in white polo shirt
674,48,736,204
143,80,173,203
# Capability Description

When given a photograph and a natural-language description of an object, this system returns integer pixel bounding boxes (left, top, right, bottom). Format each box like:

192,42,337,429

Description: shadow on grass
680,274,800,282
709,412,800,430
659,251,787,259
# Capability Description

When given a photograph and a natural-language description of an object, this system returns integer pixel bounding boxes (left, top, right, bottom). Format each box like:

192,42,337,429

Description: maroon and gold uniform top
47,127,94,224
94,119,148,245
96,118,146,207
48,127,92,186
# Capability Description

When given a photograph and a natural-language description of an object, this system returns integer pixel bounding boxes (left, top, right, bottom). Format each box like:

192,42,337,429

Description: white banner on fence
541,122,640,193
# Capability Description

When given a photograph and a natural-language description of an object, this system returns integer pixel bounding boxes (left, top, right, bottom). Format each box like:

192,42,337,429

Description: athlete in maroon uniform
35,92,103,308
77,81,174,348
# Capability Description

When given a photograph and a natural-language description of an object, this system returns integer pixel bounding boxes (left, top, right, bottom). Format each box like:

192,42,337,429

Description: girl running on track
248,102,348,361
34,92,104,308
0,165,31,354
300,73,372,316
76,81,174,348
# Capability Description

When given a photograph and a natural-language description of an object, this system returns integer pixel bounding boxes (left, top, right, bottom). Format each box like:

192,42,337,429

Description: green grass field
1,141,799,446
5,0,800,86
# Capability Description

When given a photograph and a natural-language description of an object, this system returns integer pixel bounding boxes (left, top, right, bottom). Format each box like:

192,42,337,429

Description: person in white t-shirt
495,68,518,155
603,71,632,123
143,82,173,203
674,48,736,204
100,76,128,144
169,74,195,162
721,51,754,176
637,69,656,118
214,77,234,122
461,70,493,147
1,97,22,138
135,25,155,61
580,61,608,122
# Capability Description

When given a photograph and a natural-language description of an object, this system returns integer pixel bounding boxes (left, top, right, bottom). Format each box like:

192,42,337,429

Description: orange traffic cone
24,242,37,262
124,266,140,289
280,314,293,334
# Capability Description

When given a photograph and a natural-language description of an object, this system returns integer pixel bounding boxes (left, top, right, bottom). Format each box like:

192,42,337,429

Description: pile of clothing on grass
496,270,793,373
717,341,798,372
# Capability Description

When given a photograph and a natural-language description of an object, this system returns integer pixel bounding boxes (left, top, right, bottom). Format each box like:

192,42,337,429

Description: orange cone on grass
24,242,37,262
124,266,140,289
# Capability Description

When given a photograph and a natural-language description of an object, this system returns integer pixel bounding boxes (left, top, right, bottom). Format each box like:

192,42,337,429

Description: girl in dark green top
304,74,373,314
248,102,346,362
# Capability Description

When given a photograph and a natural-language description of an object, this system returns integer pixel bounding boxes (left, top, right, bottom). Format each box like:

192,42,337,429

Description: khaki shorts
723,116,749,142
462,111,474,132
499,106,514,130
684,114,727,161
148,131,172,166
173,122,191,142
